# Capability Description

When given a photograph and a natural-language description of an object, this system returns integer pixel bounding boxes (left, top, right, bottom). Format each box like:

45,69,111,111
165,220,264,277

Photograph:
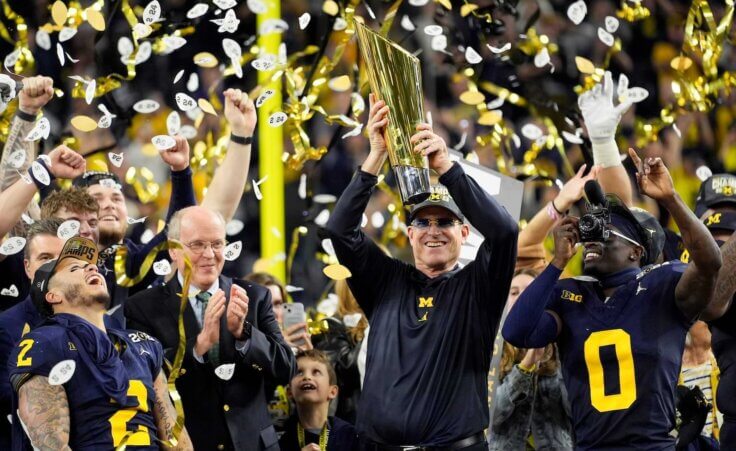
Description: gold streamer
113,240,191,450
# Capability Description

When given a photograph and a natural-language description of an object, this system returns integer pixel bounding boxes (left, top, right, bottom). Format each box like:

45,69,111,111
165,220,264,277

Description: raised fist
19,76,54,116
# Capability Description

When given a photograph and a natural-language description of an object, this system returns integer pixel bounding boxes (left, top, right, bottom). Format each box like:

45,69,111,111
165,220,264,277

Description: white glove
578,71,633,167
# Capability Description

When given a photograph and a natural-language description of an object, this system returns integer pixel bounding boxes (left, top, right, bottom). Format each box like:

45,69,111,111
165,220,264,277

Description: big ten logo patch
561,290,583,303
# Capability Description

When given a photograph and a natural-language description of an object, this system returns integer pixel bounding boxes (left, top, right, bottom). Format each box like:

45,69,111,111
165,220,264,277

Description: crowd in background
0,0,734,449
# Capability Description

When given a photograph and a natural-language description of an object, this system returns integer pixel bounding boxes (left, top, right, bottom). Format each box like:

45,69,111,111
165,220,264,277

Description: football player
692,174,736,446
503,150,722,449
7,236,192,450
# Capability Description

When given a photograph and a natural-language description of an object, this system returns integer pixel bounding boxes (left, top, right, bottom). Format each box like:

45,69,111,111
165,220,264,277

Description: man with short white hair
125,205,295,451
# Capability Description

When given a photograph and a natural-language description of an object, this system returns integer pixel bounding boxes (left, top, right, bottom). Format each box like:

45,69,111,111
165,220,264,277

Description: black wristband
29,158,56,191
16,110,37,122
230,133,252,146
551,198,566,215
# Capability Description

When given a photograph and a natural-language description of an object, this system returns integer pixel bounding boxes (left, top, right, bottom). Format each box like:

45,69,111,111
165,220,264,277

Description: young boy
279,349,358,451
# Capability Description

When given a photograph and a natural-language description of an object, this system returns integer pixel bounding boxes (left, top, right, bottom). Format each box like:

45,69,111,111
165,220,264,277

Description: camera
579,181,611,243
579,204,611,243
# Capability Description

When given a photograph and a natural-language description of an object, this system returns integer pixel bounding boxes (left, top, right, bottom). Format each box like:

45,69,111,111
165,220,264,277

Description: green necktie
195,291,220,366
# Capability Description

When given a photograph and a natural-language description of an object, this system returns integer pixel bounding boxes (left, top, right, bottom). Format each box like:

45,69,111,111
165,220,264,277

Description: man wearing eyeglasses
503,150,722,449
325,94,518,449
124,206,295,451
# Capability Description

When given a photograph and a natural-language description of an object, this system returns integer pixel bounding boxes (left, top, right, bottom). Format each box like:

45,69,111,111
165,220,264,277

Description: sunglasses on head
606,230,643,248
410,218,462,229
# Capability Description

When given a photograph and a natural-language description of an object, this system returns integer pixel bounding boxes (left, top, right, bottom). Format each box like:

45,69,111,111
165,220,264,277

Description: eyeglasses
183,239,227,254
410,218,462,229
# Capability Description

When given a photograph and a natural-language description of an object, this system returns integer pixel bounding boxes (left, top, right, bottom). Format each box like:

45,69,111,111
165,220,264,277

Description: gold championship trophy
355,21,431,205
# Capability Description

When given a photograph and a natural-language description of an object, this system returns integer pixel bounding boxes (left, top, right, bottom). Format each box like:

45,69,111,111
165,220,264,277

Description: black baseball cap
31,236,99,316
606,195,652,264
629,207,665,265
695,174,736,217
72,171,122,189
408,184,464,223
701,211,736,232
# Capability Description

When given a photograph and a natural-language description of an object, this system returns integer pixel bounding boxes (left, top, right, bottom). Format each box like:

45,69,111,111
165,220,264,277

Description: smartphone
283,303,307,346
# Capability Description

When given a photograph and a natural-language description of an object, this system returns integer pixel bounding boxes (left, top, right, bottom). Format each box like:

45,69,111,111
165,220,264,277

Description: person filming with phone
124,205,295,451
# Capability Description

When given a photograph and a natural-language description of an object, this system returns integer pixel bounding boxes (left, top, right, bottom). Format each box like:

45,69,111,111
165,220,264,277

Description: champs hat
408,184,464,223
701,211,736,232
31,236,99,315
695,174,736,217
72,171,122,189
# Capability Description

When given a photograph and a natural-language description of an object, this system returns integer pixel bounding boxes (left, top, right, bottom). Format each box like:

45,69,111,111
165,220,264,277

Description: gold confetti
436,0,452,10
478,110,502,126
670,55,693,71
323,263,351,280
51,0,68,27
198,98,217,116
434,0,452,11
323,0,338,16
86,8,105,31
328,75,351,92
460,3,479,17
575,56,596,74
193,52,218,68
70,115,98,132
459,90,485,105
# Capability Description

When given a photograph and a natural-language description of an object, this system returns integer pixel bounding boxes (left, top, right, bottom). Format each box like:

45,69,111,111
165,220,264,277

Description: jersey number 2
109,379,151,446
583,329,637,412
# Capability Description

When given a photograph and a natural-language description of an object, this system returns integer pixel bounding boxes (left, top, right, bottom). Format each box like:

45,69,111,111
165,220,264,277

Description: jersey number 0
583,329,637,412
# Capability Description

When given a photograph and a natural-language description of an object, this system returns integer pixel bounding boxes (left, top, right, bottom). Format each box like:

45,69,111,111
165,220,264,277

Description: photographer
502,149,721,448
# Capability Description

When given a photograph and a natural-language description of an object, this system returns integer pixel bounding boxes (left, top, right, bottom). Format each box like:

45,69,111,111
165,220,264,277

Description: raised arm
152,370,193,451
122,138,196,289
324,93,398,315
17,375,71,451
159,136,196,222
579,71,635,206
0,76,54,192
503,218,578,348
517,165,600,268
700,230,736,321
628,149,722,320
202,88,257,222
0,146,86,238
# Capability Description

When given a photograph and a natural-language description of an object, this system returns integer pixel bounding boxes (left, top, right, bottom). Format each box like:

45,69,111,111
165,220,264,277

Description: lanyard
297,422,329,450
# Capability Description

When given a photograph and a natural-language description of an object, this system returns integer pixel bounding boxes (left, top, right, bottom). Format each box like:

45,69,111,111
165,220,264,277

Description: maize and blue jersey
546,261,692,450
8,319,163,450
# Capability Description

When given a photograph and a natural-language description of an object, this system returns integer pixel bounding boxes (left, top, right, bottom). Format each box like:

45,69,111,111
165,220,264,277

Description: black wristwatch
230,133,252,146
241,321,253,340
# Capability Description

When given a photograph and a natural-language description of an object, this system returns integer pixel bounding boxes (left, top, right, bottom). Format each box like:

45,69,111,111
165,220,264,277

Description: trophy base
394,166,431,205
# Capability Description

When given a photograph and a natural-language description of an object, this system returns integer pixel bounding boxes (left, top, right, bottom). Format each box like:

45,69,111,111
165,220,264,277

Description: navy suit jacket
124,274,295,451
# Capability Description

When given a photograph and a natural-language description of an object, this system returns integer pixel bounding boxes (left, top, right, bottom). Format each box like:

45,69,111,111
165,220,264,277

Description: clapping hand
226,285,249,339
